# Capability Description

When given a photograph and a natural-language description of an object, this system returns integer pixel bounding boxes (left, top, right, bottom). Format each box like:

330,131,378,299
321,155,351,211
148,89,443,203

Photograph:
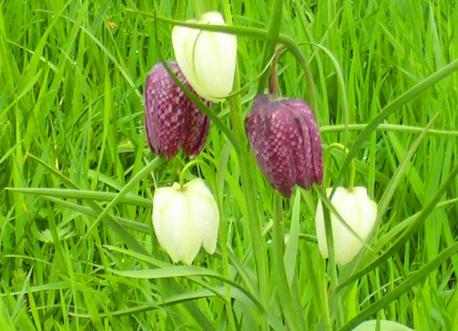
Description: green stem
314,186,344,329
324,143,356,189
222,3,269,326
268,45,287,97
272,194,304,330
227,92,269,312
257,0,284,94
302,237,332,330
220,6,239,331
320,123,458,137
178,159,206,188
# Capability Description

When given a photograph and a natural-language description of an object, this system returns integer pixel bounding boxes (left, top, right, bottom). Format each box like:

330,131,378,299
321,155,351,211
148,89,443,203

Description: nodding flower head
245,94,323,197
144,61,210,159
172,11,237,102
315,186,378,265
152,178,219,265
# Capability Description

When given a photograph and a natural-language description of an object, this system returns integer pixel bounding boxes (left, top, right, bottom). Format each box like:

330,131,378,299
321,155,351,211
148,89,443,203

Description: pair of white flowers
154,181,377,265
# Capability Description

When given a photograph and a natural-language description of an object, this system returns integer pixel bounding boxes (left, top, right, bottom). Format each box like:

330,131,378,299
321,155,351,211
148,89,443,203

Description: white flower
172,11,237,102
153,178,219,264
315,187,377,265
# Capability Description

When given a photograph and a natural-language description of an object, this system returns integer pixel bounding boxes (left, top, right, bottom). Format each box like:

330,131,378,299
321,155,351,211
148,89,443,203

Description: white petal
314,199,329,259
315,186,378,266
152,186,200,264
332,187,378,265
172,12,237,102
185,179,219,254
353,187,378,238
330,188,362,265
172,24,201,92
192,28,236,101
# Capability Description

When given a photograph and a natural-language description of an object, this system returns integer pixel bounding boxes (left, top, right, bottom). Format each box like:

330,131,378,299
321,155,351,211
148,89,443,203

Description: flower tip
200,11,225,24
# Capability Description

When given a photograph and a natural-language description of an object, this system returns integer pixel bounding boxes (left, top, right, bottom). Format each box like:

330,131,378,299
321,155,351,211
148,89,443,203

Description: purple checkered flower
245,94,323,197
144,62,210,159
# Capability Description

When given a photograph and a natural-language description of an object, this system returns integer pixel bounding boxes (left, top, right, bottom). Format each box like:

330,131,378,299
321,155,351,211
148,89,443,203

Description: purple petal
245,94,323,197
144,62,211,159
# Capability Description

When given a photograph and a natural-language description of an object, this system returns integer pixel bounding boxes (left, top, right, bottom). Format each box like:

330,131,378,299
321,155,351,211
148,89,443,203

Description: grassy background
1,0,457,330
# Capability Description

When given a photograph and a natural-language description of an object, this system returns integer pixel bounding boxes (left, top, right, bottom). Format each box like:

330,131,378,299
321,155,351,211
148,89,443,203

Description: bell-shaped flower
245,94,323,197
152,178,219,264
144,62,210,159
315,187,377,265
172,11,237,102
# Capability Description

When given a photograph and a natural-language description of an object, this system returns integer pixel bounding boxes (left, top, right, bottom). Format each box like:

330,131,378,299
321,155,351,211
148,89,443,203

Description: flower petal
315,186,378,265
171,24,201,95
172,12,236,102
192,13,237,101
153,186,200,264
185,179,219,254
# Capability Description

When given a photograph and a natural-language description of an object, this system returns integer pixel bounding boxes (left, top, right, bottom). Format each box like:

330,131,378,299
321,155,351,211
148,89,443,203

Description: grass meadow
1,0,458,330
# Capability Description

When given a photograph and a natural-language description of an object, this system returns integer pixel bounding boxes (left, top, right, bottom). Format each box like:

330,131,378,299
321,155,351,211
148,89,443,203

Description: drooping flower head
172,12,237,102
245,94,323,197
315,186,378,265
144,62,210,159
153,178,219,264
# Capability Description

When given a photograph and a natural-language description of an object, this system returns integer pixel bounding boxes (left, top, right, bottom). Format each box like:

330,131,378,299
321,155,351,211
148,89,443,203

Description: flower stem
272,194,305,330
315,186,344,329
227,91,269,311
324,143,356,189
178,159,206,188
268,45,287,97
257,0,284,94
223,3,269,326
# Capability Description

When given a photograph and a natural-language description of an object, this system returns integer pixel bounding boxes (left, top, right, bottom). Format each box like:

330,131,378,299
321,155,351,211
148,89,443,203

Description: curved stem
324,143,356,189
268,45,287,97
257,0,284,94
178,159,207,188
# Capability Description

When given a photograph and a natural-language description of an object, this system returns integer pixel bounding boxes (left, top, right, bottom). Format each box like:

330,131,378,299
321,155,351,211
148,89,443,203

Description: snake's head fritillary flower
144,62,210,159
315,187,378,265
152,178,219,265
172,12,237,102
245,94,323,197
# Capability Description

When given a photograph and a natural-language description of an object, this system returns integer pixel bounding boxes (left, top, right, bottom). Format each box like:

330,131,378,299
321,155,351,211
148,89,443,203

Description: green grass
1,0,458,330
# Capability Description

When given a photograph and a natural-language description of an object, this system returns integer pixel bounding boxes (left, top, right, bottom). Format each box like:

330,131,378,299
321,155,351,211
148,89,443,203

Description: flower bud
152,178,219,264
245,94,323,197
144,62,210,159
315,187,377,265
172,12,237,102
